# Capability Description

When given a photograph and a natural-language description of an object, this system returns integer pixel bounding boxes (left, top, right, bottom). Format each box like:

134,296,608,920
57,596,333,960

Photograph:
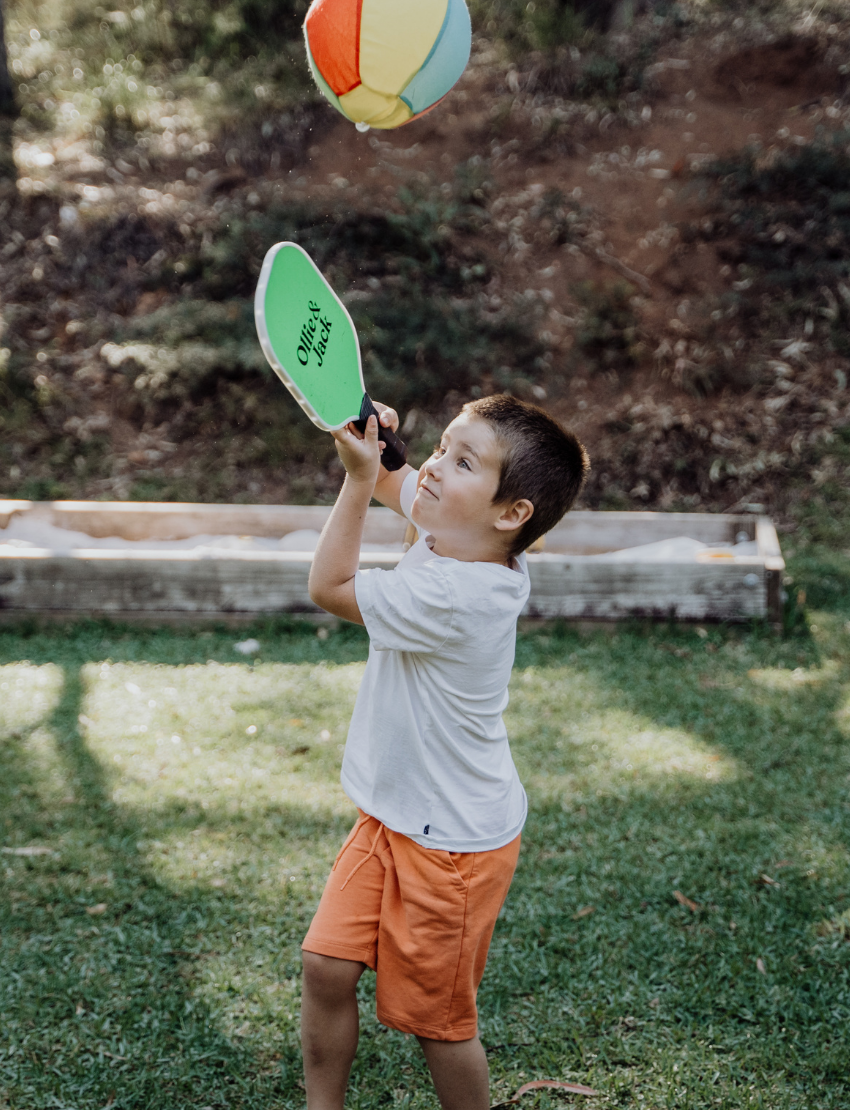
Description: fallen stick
491,1079,600,1107
582,243,652,295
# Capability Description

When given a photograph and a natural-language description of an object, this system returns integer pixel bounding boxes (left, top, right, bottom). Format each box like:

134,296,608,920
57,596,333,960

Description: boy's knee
302,951,364,1002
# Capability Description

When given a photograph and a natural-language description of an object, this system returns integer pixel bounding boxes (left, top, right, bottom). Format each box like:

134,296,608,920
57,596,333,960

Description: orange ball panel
305,0,363,97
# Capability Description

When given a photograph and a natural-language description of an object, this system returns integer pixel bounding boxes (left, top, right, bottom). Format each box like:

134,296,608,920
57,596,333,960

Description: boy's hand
371,401,400,439
332,415,382,487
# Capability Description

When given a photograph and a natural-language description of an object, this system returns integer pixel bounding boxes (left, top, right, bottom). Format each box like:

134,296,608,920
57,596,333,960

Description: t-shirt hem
404,814,526,852
341,775,527,853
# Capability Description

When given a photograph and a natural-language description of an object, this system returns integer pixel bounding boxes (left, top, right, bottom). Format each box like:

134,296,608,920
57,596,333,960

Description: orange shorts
302,810,520,1042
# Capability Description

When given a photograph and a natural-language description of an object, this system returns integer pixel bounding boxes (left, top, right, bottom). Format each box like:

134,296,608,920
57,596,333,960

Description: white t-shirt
341,470,529,852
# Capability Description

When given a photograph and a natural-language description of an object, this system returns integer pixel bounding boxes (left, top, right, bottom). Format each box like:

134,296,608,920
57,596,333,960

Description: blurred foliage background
0,0,568,503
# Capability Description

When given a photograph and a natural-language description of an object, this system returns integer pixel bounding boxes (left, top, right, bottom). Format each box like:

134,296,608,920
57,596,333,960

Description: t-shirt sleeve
355,560,454,654
399,468,420,527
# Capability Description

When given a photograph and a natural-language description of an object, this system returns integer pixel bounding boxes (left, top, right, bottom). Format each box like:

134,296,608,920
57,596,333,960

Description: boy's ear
494,498,534,534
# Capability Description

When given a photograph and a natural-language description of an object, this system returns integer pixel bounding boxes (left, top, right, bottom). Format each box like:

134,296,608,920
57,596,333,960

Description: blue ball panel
398,0,471,115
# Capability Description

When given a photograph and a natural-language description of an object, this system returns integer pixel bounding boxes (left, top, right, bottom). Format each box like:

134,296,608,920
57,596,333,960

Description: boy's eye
432,443,446,456
458,457,470,470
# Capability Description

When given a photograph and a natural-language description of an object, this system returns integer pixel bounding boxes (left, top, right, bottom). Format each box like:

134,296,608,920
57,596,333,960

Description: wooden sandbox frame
0,500,785,626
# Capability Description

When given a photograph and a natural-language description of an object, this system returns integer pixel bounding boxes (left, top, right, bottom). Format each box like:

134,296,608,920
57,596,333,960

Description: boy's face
410,413,508,553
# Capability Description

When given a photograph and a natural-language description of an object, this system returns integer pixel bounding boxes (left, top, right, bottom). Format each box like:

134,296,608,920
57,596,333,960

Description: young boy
302,394,589,1110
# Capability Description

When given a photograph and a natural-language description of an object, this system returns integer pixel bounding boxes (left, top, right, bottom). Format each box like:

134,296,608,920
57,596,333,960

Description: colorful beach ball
304,0,472,131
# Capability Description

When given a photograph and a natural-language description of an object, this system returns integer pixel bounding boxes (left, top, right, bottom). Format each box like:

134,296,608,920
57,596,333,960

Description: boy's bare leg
301,952,366,1110
417,1035,490,1110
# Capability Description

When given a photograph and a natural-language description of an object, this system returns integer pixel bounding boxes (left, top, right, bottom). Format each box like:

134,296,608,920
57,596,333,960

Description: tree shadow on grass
0,660,345,1109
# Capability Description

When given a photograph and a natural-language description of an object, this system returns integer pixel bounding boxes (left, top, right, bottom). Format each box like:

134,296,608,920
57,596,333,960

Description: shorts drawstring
338,819,385,891
331,814,369,872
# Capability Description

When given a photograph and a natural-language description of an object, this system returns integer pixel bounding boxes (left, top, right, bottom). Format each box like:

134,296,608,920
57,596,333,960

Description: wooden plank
755,518,785,567
0,550,402,614
1,501,759,549
0,608,339,628
0,500,408,545
0,548,767,622
0,501,31,530
755,519,785,627
545,510,754,554
524,555,767,621
47,502,336,541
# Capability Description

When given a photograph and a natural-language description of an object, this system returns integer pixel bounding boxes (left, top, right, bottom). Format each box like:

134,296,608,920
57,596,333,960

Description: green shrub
469,0,626,51
574,53,626,99
13,476,69,501
8,0,314,152
0,348,34,410
352,292,545,415
698,132,850,346
188,186,489,302
64,0,309,67
468,0,656,103
573,281,641,372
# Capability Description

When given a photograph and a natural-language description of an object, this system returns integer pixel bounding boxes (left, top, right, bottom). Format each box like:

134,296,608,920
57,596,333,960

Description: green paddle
254,242,407,471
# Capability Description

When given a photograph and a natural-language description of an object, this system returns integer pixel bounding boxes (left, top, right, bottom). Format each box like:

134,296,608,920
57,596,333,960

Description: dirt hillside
1,8,849,525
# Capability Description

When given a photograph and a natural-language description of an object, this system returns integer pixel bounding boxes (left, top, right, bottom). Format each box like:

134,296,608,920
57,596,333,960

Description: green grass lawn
1,605,849,1109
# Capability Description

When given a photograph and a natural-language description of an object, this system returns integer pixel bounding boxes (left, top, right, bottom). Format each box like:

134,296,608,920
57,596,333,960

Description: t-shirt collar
424,533,526,575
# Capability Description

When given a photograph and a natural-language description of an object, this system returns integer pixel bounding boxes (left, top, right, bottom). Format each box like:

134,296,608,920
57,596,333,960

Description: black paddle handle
354,393,408,472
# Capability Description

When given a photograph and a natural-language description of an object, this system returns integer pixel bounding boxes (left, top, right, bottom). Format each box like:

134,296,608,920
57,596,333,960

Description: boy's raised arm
309,405,415,624
308,416,381,625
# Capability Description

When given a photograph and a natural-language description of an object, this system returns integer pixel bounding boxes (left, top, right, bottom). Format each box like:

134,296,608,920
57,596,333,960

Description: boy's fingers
372,401,399,432
365,416,386,451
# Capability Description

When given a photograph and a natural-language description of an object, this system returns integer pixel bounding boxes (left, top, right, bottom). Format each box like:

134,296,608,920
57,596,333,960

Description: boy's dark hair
462,394,590,557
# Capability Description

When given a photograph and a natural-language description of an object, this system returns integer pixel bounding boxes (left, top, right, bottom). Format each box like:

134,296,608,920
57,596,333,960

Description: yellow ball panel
359,0,448,96
339,84,412,127
368,101,414,129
